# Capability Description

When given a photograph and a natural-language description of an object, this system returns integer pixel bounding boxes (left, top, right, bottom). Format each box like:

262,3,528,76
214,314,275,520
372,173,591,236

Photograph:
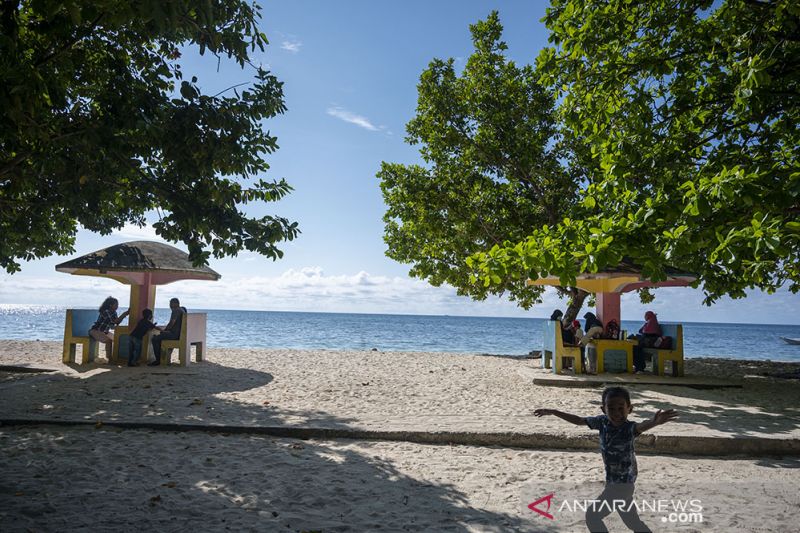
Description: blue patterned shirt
91,309,118,334
585,415,638,483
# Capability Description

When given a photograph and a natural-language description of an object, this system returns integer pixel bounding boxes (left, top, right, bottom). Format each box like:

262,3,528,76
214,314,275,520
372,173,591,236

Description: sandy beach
2,340,799,531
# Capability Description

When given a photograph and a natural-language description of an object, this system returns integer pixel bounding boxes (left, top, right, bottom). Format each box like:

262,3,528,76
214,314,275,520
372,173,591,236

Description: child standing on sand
127,309,157,367
534,386,678,533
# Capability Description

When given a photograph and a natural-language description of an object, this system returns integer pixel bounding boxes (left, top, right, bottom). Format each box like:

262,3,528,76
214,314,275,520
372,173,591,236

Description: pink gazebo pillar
596,292,621,325
595,279,696,326
128,272,157,324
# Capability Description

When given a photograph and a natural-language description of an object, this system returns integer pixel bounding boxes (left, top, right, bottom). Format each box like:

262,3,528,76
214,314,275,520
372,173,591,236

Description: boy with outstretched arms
535,386,678,532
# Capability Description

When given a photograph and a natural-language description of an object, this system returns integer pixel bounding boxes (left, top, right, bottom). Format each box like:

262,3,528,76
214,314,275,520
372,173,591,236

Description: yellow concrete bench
641,323,685,376
590,338,635,374
155,312,207,367
553,322,583,374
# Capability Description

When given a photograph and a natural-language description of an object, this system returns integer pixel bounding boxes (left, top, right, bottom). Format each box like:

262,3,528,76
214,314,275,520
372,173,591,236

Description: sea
1,304,799,362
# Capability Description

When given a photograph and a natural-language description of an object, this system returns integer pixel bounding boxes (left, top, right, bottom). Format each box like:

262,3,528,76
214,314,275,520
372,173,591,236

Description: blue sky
0,0,797,324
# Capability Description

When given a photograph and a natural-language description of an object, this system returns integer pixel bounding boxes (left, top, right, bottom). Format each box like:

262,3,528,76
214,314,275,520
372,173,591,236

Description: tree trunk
563,288,589,323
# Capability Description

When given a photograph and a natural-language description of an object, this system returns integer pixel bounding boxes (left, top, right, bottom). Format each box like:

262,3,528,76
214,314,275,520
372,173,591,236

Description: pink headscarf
641,311,661,335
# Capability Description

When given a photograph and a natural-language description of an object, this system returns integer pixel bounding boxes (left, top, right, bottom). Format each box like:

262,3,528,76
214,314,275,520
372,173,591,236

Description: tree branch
34,13,105,67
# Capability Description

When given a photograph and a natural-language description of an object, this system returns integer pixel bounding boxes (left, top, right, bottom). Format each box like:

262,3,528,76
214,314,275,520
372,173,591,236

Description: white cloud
0,274,123,308
280,40,302,53
0,267,534,317
326,106,380,132
1,267,797,323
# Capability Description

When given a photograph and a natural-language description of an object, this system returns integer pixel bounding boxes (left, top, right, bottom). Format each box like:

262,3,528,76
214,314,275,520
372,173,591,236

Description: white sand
1,341,799,439
1,340,799,531
1,425,797,532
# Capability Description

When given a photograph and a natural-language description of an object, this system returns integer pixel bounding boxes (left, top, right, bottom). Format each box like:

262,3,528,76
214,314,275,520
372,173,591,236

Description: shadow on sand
0,362,527,531
606,382,800,439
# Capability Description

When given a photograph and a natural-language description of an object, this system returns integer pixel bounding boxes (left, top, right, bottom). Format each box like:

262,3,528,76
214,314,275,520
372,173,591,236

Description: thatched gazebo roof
56,241,220,283
56,240,221,326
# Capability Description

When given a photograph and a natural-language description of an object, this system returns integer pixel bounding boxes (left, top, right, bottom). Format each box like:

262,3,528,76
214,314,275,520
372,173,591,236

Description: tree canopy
471,0,800,304
1,0,299,273
378,12,582,309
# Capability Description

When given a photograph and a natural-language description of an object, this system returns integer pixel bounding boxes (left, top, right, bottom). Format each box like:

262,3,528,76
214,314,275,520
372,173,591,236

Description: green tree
378,12,587,313
472,0,800,303
1,0,299,273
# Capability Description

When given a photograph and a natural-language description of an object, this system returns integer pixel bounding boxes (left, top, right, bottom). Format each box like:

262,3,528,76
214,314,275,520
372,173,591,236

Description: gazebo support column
128,273,157,324
116,277,157,362
596,292,621,326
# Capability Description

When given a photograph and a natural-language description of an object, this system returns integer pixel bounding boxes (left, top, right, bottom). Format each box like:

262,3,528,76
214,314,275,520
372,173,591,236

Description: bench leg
63,343,75,364
83,339,99,365
63,339,99,365
194,342,204,363
91,339,99,363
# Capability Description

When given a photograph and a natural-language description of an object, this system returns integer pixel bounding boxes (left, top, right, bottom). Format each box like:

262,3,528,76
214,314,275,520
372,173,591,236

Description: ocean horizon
2,304,799,362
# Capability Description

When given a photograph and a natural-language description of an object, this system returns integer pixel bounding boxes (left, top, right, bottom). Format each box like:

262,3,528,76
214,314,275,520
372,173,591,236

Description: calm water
1,305,799,361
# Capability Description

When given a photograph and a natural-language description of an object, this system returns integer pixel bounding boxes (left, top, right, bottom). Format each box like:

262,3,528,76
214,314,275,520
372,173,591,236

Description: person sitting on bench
88,296,130,364
580,312,604,346
633,311,662,373
149,298,186,367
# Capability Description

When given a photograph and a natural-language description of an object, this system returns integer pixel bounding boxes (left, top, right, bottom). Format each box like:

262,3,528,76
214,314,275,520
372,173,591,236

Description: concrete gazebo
56,240,221,325
532,260,696,375
528,260,697,325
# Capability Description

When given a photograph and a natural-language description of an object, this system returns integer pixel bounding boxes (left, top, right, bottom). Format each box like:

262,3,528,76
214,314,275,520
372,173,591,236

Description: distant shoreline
2,306,800,361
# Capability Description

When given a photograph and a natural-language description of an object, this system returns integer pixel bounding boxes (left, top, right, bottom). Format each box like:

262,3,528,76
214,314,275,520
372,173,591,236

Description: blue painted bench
62,309,100,364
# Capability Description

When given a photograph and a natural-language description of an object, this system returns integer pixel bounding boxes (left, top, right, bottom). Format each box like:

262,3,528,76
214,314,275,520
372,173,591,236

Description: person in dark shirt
149,298,186,366
561,320,576,345
127,309,157,367
580,311,605,346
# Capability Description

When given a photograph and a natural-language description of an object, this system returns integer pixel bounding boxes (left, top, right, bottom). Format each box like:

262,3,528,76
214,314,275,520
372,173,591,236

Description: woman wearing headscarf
633,311,662,372
640,311,662,337
580,312,604,346
578,312,604,374
548,309,574,344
